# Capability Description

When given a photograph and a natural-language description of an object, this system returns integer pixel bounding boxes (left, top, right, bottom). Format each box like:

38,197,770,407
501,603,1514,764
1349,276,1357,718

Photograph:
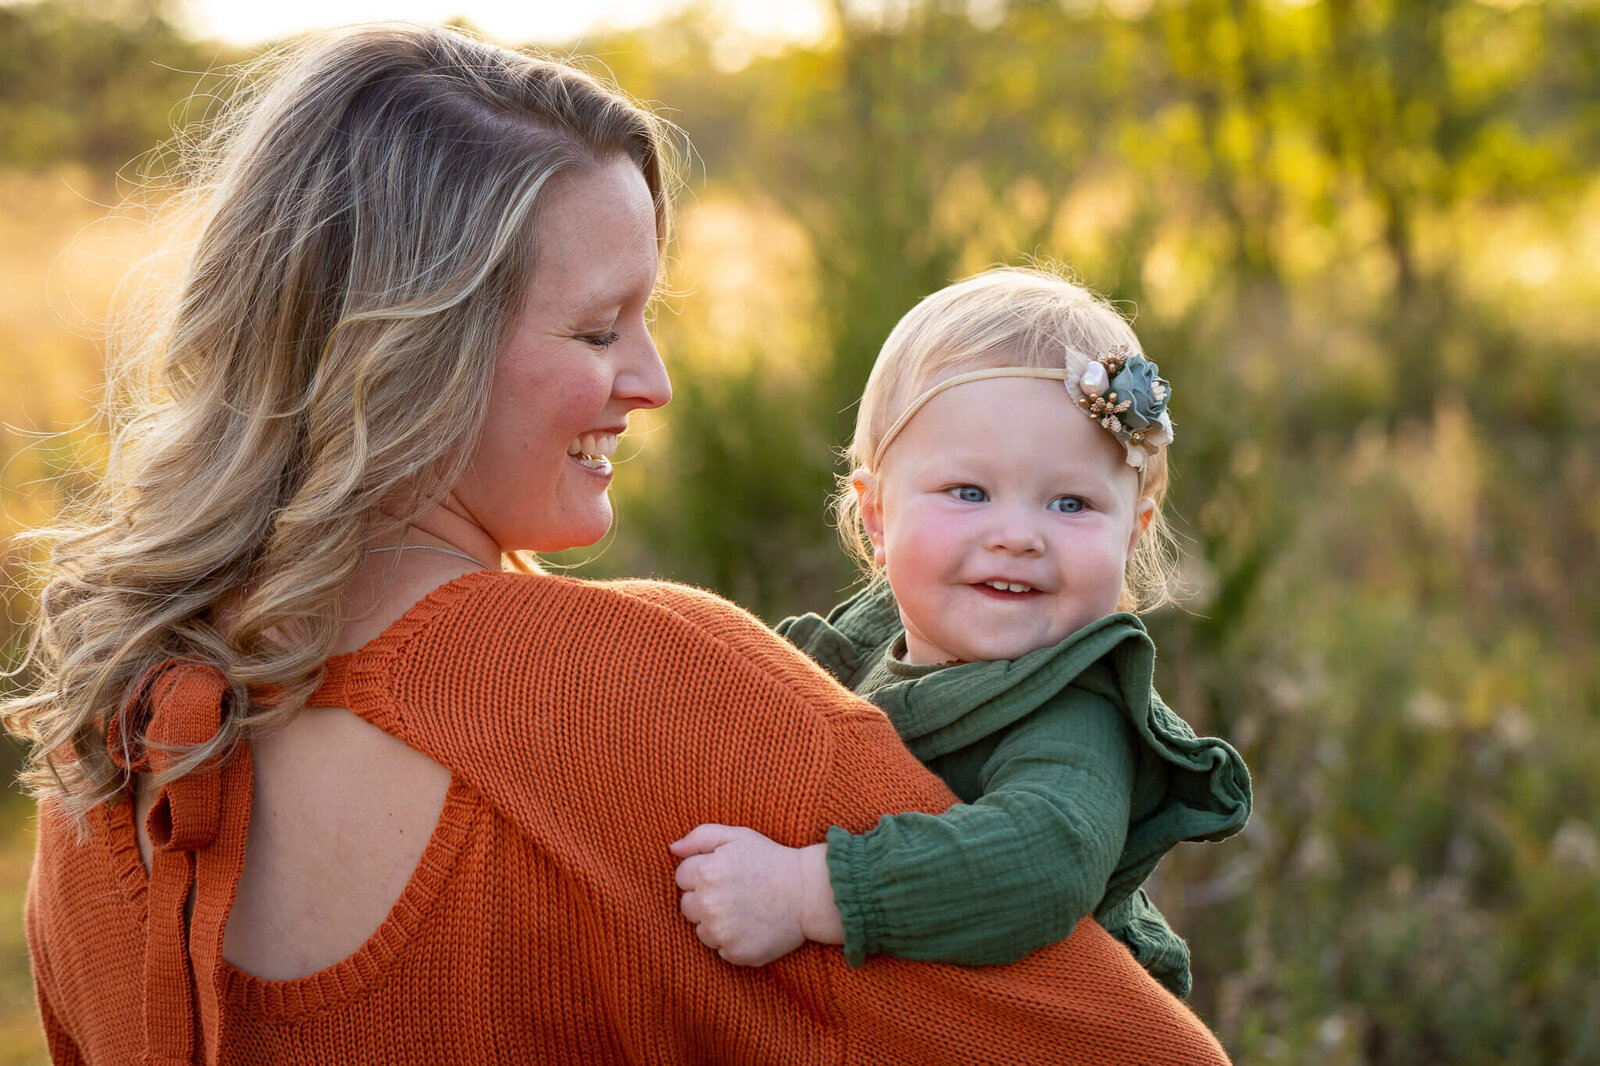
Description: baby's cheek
1101,563,1132,613
889,528,934,585
1070,537,1131,616
887,520,957,584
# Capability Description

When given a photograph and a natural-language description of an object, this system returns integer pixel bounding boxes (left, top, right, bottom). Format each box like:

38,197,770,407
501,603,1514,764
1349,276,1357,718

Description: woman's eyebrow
571,272,653,314
567,285,625,313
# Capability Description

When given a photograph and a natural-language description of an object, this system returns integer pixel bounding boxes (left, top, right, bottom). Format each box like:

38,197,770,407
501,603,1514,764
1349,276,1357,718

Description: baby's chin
908,633,1049,666
939,618,1102,664
902,598,1111,664
956,637,1064,664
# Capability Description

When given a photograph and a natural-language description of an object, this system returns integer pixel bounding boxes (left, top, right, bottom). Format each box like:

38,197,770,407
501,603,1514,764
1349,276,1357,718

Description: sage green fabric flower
1109,354,1170,431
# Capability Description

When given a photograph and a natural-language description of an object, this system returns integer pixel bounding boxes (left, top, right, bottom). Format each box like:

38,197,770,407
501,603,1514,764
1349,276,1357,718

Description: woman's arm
27,870,88,1066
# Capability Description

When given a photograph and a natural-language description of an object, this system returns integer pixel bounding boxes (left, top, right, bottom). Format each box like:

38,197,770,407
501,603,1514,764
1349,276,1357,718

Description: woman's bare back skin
132,551,470,978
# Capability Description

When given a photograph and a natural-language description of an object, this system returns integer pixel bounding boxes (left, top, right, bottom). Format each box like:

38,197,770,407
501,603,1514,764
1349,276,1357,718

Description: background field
3,1,1598,1062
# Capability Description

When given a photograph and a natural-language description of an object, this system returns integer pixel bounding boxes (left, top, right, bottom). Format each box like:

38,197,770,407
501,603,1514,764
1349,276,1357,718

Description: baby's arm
671,692,1136,968
828,693,1137,966
669,825,842,965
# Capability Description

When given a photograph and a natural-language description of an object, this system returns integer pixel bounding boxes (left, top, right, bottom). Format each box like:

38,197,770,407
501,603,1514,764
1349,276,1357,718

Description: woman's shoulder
345,570,772,661
315,570,879,870
432,570,759,624
450,571,798,663
331,570,866,727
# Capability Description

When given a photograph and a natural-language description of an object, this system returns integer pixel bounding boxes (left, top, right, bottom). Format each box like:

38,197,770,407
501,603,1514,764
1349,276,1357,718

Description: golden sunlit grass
0,170,166,550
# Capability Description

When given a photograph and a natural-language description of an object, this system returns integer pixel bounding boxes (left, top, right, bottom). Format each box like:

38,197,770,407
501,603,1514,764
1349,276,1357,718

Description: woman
6,24,1232,1064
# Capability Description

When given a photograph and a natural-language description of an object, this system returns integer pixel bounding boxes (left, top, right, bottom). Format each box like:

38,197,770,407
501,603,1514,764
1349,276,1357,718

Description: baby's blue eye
950,485,988,503
1049,496,1086,513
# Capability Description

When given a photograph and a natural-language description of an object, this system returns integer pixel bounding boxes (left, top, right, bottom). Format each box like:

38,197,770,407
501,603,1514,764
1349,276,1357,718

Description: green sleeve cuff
1102,889,1193,999
824,824,877,968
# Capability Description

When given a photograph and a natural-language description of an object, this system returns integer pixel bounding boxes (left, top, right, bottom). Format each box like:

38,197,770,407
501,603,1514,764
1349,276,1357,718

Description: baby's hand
670,824,833,967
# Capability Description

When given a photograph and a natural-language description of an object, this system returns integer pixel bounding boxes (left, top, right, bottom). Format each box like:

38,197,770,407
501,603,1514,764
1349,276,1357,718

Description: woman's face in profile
456,157,670,553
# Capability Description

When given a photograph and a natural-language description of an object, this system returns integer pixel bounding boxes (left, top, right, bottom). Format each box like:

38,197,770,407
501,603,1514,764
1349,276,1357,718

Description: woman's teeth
984,581,1034,593
567,432,619,472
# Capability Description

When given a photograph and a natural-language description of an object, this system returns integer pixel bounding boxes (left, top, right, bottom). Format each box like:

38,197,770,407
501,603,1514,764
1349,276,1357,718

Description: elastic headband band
870,367,1072,470
868,357,1173,495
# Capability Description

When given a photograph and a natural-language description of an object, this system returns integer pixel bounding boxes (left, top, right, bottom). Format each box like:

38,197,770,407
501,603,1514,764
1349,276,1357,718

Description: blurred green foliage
3,0,1599,1063
0,0,224,184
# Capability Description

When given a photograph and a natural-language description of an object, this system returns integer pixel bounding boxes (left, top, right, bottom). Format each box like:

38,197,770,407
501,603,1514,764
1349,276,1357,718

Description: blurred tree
0,0,232,186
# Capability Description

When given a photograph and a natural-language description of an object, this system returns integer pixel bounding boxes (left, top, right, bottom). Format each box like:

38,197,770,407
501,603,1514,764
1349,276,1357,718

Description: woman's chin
525,506,614,554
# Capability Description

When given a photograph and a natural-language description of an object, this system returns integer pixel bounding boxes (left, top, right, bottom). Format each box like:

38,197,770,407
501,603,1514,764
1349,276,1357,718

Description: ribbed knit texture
27,570,1232,1064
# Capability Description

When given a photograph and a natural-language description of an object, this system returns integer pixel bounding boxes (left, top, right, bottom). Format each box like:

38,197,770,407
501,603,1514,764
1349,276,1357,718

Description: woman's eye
949,485,988,503
1049,495,1087,514
581,330,620,349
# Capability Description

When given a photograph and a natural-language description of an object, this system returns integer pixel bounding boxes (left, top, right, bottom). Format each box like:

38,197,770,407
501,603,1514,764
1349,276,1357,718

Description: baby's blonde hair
836,266,1179,613
2,23,679,819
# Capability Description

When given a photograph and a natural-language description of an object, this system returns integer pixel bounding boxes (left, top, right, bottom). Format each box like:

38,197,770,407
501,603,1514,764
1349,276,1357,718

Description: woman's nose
618,331,671,411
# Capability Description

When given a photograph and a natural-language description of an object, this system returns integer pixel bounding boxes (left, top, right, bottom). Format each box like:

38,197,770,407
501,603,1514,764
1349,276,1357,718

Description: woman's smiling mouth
567,431,620,474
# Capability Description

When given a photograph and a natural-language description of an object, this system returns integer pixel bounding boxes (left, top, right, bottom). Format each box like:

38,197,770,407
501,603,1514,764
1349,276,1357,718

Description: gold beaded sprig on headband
868,346,1175,488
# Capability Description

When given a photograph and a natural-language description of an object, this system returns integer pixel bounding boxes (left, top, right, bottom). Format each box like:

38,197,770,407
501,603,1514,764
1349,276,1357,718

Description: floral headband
869,345,1175,486
1070,345,1175,467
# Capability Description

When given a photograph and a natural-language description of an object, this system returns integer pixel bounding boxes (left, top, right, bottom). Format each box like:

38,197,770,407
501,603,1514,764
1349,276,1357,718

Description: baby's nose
986,513,1046,555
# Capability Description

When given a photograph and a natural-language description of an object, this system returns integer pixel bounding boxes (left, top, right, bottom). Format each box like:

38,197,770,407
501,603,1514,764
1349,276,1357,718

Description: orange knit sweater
27,571,1232,1065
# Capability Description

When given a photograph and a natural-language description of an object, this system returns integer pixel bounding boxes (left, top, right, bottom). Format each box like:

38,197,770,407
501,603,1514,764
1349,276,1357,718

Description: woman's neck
331,499,502,657
377,494,502,570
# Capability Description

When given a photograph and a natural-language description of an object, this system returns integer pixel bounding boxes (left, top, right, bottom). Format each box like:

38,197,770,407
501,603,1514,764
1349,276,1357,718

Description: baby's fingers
718,944,779,968
679,892,725,950
669,823,743,857
674,854,708,892
692,920,722,950
678,885,707,924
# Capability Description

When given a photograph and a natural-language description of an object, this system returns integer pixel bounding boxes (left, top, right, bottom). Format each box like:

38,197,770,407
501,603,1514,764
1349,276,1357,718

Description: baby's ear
851,470,888,566
1127,497,1156,559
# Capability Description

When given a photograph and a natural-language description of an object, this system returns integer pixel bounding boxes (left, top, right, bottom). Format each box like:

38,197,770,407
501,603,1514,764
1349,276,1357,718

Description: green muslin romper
778,581,1252,998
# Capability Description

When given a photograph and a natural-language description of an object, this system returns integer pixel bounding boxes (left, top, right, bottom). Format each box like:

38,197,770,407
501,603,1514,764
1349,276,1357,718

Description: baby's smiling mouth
975,580,1041,596
567,432,619,473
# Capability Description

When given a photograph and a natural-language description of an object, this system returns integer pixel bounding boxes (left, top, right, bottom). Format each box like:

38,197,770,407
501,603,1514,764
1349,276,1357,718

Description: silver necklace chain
364,544,490,569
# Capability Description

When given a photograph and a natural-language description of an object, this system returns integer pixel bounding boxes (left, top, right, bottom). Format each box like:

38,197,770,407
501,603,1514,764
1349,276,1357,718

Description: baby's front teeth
986,581,1033,593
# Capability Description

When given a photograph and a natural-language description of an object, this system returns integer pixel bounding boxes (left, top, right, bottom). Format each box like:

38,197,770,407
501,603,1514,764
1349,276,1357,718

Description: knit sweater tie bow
108,660,254,1066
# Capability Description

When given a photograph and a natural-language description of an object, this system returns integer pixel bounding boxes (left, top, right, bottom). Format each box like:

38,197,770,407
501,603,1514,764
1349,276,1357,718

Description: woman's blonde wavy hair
836,266,1180,614
2,23,679,818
